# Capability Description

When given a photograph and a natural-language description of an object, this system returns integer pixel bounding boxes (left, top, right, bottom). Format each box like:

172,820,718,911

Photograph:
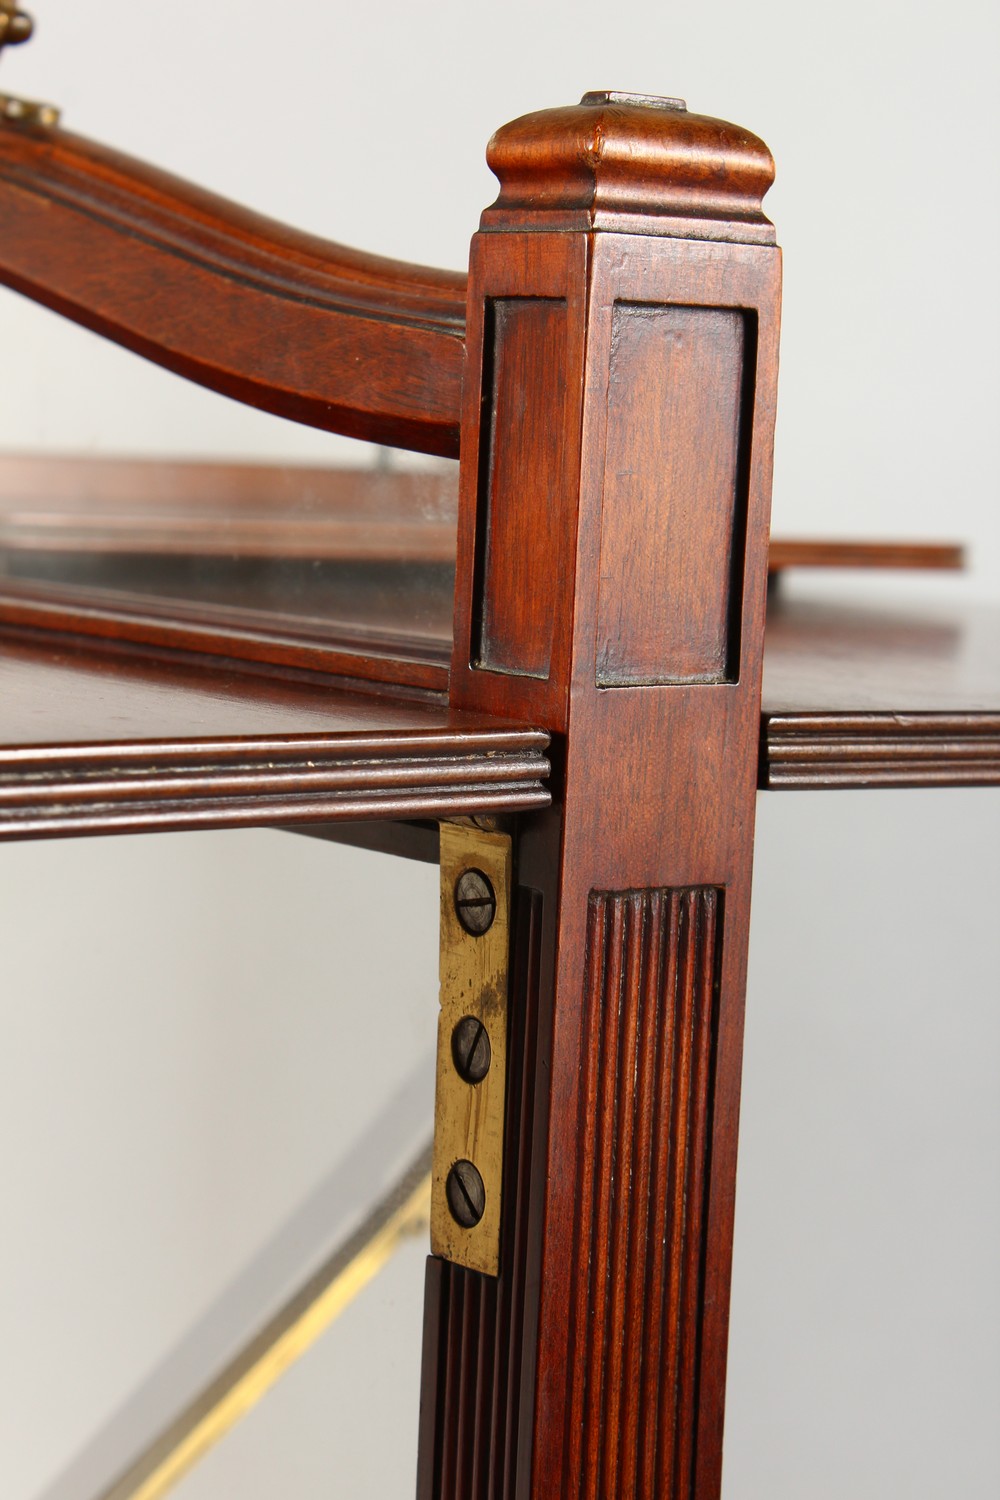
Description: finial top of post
482,91,776,245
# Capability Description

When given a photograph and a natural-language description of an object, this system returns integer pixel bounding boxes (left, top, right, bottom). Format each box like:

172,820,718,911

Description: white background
0,2,998,1497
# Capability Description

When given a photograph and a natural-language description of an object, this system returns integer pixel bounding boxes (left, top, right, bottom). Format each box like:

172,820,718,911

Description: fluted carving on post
563,887,720,1499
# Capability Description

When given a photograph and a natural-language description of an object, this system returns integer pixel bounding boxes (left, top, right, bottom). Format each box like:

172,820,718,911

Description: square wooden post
419,91,781,1500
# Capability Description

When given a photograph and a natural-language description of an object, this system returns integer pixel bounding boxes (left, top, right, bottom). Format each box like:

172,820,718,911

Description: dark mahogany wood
761,592,1000,787
0,455,458,560
764,711,1000,787
565,887,720,1497
0,452,962,691
0,578,453,691
0,119,466,454
287,817,442,864
2,67,991,1500
595,304,747,685
0,455,458,686
0,455,956,570
766,538,964,575
481,93,776,243
0,630,549,839
418,94,782,1500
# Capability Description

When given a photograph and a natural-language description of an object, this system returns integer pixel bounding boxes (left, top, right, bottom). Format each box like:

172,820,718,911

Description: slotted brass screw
454,868,496,935
451,1015,492,1083
446,1159,486,1228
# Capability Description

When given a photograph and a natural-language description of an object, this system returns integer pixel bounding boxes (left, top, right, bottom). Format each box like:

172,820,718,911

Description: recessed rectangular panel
596,304,750,686
474,298,568,679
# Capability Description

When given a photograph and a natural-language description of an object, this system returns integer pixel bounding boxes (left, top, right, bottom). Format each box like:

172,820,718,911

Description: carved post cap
482,91,775,244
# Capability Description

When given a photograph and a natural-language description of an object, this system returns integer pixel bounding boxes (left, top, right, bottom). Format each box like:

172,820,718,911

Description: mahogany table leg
419,94,781,1498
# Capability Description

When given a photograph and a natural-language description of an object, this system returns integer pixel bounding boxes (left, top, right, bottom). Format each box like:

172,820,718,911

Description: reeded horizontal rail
0,631,550,839
763,712,1000,788
0,119,468,454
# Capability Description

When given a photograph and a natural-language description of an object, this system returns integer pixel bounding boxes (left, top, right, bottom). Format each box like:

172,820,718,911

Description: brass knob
0,4,33,54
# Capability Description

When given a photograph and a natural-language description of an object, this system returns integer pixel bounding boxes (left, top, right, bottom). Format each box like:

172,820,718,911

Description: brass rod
95,1143,432,1500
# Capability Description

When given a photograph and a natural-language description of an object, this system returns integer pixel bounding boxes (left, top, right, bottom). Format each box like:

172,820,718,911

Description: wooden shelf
0,456,459,561
761,590,1000,788
2,584,995,838
0,457,966,695
0,630,550,840
766,538,964,576
0,456,961,571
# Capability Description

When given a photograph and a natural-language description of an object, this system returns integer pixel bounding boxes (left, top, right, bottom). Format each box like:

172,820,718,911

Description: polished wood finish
0,454,457,686
0,631,549,839
0,454,458,685
564,887,720,1497
481,94,775,243
0,454,961,693
0,578,453,690
1,71,991,1500
594,304,747,685
420,93,782,1499
0,455,458,560
0,454,957,570
763,593,1000,714
766,538,964,575
761,592,1000,787
3,583,986,853
764,710,1000,787
473,296,571,681
0,120,466,454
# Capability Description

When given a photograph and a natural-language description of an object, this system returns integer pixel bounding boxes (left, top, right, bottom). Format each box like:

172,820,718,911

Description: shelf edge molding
0,729,551,840
762,712,1000,789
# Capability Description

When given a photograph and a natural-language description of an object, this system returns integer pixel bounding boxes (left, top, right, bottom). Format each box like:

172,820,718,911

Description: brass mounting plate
431,822,511,1277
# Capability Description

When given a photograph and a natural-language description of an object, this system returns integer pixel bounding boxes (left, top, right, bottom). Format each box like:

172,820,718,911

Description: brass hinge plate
431,822,511,1277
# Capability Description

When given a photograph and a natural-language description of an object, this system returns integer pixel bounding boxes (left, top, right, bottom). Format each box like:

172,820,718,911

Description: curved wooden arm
0,119,468,455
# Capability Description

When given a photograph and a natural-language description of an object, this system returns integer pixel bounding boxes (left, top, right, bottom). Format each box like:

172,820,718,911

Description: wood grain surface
0,455,458,559
0,456,959,570
761,591,1000,786
3,82,993,1500
421,93,783,1500
0,454,965,694
766,539,964,574
563,887,720,1499
481,96,776,242
595,305,748,685
0,630,549,838
0,578,454,691
0,119,466,454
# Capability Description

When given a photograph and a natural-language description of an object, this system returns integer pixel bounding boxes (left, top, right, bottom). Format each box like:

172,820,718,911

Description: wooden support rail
0,119,467,454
